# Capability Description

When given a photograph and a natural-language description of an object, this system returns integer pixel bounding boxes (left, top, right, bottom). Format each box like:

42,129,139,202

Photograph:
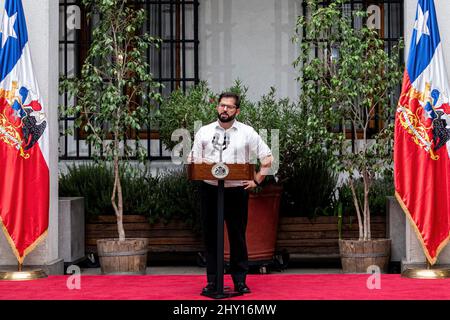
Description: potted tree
295,0,403,272
60,0,161,274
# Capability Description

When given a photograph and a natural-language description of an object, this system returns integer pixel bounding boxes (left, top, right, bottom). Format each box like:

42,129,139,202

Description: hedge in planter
59,164,202,223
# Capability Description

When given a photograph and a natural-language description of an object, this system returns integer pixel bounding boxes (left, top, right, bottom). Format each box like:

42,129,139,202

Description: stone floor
80,265,344,275
79,255,345,275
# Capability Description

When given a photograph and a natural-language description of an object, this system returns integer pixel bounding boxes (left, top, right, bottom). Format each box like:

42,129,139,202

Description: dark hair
218,92,240,108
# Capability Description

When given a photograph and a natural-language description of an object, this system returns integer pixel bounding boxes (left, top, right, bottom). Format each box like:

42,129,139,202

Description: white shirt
190,120,272,187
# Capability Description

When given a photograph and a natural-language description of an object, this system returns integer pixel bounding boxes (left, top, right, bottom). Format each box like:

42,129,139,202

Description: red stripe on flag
0,141,49,262
394,71,450,264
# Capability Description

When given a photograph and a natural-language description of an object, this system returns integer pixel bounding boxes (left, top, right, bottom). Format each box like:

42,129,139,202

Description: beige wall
199,0,301,102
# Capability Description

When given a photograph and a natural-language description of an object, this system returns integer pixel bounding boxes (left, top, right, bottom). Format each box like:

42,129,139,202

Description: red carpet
0,274,449,300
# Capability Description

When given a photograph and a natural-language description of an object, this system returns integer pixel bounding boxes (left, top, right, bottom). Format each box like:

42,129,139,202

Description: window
301,0,404,139
59,0,200,160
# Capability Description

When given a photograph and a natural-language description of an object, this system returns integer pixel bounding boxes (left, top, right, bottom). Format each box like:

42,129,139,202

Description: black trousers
200,182,249,284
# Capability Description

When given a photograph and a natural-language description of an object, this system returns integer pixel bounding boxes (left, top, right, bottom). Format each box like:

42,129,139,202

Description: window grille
301,0,404,139
59,0,200,160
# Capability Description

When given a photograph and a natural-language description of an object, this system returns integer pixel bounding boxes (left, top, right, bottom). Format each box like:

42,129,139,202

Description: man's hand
259,155,273,176
243,180,257,190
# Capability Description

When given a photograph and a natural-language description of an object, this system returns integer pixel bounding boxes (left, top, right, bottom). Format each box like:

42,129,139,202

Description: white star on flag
0,10,17,48
414,5,430,45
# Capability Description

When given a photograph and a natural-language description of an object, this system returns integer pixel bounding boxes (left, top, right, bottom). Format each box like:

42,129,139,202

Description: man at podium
189,92,273,295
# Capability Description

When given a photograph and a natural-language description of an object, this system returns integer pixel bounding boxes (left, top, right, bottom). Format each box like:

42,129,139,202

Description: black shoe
235,282,251,294
201,282,217,295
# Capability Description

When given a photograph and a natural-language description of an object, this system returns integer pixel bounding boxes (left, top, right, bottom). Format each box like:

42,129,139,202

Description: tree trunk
363,171,371,240
349,177,363,240
111,139,125,241
116,160,125,241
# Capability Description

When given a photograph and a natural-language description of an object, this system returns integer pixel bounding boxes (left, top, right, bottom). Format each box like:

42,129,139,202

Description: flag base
0,269,48,281
402,267,450,279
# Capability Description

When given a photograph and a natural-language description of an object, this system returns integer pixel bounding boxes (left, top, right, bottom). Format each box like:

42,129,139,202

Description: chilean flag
395,0,450,265
0,0,49,264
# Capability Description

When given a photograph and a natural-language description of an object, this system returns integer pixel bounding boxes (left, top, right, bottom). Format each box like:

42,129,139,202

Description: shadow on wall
200,0,299,101
201,0,235,91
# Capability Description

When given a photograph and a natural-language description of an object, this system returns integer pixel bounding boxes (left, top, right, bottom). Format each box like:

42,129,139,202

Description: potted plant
60,0,161,274
295,0,403,272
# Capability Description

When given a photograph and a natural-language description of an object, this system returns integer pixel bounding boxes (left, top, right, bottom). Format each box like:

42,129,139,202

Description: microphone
223,133,229,150
212,133,220,145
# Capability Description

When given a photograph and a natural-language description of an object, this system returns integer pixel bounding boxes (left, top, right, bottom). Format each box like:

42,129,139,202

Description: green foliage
280,155,338,218
59,164,202,231
59,164,115,219
121,165,157,217
157,81,216,150
337,171,394,216
59,163,156,220
150,170,202,232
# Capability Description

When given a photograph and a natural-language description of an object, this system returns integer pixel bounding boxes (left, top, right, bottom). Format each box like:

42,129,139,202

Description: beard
218,112,236,123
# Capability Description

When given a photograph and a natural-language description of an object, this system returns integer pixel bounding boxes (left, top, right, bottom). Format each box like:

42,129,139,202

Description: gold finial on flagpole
402,261,450,279
0,259,47,281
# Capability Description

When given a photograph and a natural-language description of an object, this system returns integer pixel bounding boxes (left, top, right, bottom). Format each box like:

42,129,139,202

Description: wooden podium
187,162,255,299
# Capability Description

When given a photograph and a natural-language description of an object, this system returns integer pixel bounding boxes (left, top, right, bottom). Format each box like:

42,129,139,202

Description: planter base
224,185,282,263
402,266,450,279
339,239,391,273
0,269,48,281
97,238,148,275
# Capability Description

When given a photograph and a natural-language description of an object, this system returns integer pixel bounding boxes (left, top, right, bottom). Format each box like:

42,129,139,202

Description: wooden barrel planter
224,184,283,262
97,238,149,275
339,239,391,273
